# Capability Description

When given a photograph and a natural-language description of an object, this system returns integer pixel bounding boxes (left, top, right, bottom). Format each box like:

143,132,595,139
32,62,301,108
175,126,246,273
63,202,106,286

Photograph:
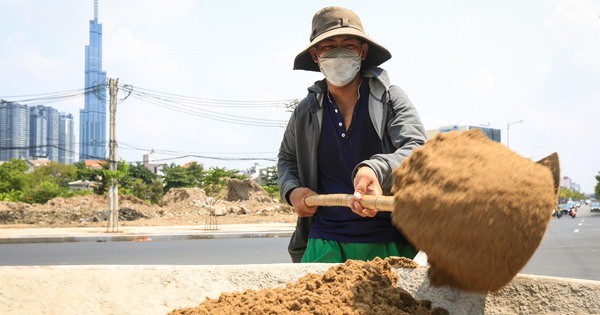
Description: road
1,205,599,281
521,203,600,281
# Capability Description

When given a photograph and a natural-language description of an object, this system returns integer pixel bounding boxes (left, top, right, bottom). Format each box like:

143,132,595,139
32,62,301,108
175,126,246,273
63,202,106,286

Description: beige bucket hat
294,6,392,72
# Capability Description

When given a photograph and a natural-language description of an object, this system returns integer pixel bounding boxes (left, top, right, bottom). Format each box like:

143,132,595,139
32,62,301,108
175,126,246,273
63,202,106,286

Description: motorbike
569,209,576,218
553,209,562,219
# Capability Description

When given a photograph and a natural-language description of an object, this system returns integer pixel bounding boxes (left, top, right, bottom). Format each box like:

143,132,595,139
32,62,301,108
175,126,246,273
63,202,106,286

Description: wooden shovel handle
304,194,395,212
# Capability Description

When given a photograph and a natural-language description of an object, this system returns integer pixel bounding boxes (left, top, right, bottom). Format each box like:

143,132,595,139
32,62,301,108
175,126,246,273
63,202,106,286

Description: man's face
310,35,368,61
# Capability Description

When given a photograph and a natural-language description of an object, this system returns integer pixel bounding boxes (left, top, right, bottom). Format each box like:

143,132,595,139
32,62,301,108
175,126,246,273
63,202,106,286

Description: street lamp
506,120,524,148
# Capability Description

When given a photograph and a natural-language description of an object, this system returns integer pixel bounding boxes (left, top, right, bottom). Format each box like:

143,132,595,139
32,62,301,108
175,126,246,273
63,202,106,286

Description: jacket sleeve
277,101,313,263
354,85,427,193
277,104,302,205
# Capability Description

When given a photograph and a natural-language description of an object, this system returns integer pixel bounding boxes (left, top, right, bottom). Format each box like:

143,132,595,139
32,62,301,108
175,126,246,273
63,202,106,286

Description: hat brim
293,27,392,72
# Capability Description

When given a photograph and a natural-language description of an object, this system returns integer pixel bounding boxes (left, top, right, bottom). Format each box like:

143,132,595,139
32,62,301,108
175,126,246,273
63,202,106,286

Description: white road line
574,229,580,233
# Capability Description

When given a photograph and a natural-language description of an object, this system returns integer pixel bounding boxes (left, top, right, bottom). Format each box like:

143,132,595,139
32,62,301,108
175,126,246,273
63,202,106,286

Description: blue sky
1,0,599,193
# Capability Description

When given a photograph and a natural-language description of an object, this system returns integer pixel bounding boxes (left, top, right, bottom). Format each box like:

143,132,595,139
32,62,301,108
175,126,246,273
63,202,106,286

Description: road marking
574,229,579,233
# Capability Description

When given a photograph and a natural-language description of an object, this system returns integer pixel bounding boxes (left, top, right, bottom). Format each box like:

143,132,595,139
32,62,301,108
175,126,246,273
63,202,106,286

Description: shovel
300,129,559,293
304,152,559,212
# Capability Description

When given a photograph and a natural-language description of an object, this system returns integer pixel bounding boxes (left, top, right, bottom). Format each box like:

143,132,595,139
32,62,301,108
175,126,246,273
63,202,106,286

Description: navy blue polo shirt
310,81,407,244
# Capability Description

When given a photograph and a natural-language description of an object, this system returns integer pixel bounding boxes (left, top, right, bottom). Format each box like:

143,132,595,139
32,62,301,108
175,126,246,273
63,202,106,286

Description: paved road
522,204,600,281
1,205,599,282
0,237,292,266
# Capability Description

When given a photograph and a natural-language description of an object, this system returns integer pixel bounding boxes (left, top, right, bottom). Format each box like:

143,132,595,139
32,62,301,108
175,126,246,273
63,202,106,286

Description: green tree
73,161,103,194
184,161,205,187
131,178,148,201
27,162,77,188
0,159,29,195
202,166,246,195
161,163,194,193
260,166,280,200
27,180,62,204
149,178,164,204
558,187,587,203
128,162,157,185
97,160,131,195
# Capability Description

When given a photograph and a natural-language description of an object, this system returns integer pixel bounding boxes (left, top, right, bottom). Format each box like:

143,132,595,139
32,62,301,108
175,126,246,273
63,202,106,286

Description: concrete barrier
1,264,599,314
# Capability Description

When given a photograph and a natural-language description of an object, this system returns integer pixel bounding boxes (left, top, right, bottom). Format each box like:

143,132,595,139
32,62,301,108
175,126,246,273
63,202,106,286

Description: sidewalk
0,223,295,244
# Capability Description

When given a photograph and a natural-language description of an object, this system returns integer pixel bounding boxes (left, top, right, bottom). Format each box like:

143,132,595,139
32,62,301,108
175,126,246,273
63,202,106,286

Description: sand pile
392,129,556,292
168,257,449,315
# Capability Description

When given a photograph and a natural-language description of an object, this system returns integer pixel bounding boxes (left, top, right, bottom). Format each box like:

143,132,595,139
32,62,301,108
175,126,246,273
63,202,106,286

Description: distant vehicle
558,204,572,214
591,202,600,213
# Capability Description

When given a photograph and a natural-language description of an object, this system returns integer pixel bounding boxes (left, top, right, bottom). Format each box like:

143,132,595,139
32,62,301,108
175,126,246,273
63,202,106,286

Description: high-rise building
1,101,75,163
0,100,30,161
29,105,49,159
58,113,76,164
45,107,59,162
79,0,107,161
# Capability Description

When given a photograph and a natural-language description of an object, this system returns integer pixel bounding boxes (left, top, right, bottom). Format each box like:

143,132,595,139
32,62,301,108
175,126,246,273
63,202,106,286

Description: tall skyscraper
29,105,49,158
58,113,76,164
79,0,107,161
0,101,30,161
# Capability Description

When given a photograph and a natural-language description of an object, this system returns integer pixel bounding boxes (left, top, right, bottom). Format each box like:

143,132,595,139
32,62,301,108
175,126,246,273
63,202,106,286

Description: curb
0,231,293,244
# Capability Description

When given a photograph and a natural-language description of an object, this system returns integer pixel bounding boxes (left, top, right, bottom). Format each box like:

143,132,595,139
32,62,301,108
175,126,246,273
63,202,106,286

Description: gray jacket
277,67,427,262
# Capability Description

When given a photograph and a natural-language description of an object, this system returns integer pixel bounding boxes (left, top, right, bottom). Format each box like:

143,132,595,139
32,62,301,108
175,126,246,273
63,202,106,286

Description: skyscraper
58,113,75,164
79,0,107,161
29,105,49,158
0,100,30,161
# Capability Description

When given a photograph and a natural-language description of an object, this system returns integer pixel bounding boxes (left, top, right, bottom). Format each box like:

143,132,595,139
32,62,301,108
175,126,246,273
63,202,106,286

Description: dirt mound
392,129,556,292
168,257,449,315
0,180,294,227
162,187,208,206
225,178,274,203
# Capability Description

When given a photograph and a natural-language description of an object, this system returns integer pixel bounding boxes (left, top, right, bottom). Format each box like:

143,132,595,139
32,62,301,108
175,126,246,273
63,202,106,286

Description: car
558,203,572,214
591,202,600,213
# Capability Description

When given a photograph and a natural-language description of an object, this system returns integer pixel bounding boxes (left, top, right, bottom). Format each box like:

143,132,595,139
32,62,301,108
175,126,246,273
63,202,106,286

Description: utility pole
107,78,119,232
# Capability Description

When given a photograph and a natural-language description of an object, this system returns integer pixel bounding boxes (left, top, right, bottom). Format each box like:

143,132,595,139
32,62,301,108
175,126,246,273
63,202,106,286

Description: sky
0,0,599,194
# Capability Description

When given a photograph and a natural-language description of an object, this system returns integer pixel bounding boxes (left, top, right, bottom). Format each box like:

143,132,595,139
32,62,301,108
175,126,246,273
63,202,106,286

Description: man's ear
361,43,369,61
309,47,319,63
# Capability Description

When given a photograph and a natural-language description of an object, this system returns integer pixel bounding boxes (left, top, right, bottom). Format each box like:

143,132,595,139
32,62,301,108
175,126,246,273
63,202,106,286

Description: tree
128,162,157,186
183,161,204,187
161,163,194,193
0,159,29,194
202,166,246,195
27,162,77,188
73,161,103,192
149,178,164,205
27,180,61,204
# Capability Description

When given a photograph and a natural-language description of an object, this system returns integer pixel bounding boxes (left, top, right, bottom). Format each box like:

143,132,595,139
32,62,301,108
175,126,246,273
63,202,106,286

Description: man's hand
351,166,382,217
289,187,318,217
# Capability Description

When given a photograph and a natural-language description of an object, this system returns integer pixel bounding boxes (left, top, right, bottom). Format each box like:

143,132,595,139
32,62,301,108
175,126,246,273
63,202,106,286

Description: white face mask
317,48,362,87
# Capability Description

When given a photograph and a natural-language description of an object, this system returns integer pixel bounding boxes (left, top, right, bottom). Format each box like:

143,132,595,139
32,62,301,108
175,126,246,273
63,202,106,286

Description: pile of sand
168,257,449,315
392,129,556,292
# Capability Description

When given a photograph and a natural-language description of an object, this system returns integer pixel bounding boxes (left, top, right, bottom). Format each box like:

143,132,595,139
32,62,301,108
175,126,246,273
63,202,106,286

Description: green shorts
301,238,417,263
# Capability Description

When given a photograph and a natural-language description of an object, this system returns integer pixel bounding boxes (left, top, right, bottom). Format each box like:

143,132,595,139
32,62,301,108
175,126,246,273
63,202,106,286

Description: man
277,6,427,263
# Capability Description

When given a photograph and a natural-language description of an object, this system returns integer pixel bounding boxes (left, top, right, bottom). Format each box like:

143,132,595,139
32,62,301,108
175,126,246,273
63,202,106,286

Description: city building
0,100,30,161
29,105,49,159
58,113,76,164
426,124,502,142
0,101,75,163
79,0,107,161
143,150,163,175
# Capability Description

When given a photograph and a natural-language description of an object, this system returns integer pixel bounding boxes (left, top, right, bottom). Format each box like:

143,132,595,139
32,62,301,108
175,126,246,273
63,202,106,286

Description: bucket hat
294,6,392,72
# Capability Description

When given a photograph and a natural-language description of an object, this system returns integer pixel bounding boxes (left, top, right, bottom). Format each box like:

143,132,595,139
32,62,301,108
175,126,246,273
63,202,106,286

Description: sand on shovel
391,129,556,292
